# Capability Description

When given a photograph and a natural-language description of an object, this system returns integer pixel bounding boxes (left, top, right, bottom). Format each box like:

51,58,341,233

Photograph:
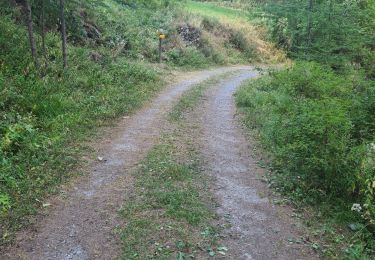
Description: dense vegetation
236,0,375,257
0,0,167,245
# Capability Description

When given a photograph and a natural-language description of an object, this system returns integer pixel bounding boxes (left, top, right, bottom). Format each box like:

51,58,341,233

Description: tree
24,0,39,68
40,0,47,65
306,0,313,57
263,0,374,76
59,0,67,69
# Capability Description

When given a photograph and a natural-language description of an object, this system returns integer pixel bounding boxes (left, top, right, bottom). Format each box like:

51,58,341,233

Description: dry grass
183,0,286,64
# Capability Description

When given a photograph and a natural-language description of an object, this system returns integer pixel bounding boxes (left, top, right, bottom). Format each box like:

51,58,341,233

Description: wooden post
158,33,165,63
159,37,162,63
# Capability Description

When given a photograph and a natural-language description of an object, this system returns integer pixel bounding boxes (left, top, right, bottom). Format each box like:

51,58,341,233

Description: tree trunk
40,0,47,66
306,0,313,56
25,0,39,68
59,0,67,69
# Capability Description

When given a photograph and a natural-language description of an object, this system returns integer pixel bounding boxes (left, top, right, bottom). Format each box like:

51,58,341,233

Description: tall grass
236,62,375,257
0,14,162,245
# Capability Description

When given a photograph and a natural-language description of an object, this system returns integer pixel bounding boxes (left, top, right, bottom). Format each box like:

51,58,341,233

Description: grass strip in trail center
169,70,241,121
120,140,219,259
119,72,241,259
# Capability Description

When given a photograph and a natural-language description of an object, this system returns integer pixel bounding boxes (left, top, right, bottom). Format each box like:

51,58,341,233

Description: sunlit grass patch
185,0,246,23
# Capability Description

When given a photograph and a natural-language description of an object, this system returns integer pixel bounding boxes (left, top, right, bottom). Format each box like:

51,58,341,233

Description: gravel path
3,67,318,260
193,69,318,259
3,67,242,260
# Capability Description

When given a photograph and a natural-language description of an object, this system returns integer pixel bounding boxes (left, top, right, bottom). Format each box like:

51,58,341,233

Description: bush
0,12,161,244
166,47,208,68
228,30,256,59
236,61,374,199
237,62,375,256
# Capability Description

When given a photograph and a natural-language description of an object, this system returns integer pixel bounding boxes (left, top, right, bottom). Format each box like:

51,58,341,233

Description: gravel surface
192,69,319,259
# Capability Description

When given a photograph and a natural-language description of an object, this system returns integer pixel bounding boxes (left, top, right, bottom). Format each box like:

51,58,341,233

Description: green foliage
259,0,375,77
167,47,208,68
0,11,161,244
120,141,217,259
236,62,375,256
238,63,352,194
228,29,256,59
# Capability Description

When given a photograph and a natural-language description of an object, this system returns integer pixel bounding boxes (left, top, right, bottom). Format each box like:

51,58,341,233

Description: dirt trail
192,70,318,259
3,67,318,260
3,67,242,260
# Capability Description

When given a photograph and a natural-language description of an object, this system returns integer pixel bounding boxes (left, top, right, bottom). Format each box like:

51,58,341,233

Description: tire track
3,67,245,260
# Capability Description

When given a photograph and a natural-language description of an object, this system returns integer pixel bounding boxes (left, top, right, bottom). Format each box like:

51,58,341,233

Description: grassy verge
236,63,375,258
120,140,222,259
0,54,164,247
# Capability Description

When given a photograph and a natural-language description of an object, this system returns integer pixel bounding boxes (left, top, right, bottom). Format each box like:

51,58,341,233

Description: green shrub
237,61,375,255
228,30,256,59
201,16,221,32
166,47,208,68
237,61,374,198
